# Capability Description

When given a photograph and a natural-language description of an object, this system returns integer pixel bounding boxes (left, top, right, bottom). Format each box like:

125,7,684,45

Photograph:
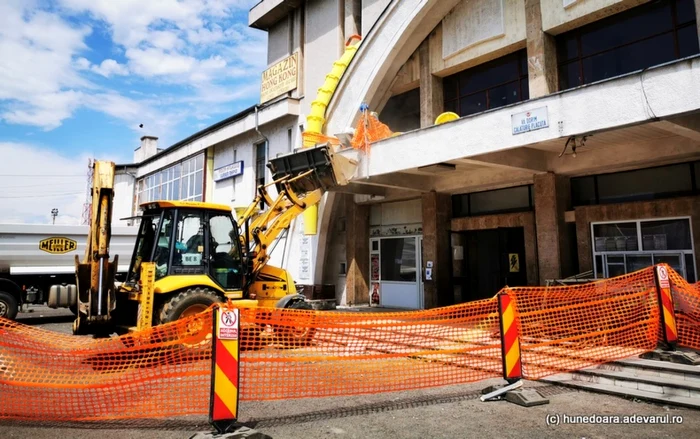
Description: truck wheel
0,291,19,320
159,288,223,347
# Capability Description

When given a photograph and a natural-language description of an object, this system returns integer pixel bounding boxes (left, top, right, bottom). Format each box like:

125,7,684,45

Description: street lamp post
51,208,59,225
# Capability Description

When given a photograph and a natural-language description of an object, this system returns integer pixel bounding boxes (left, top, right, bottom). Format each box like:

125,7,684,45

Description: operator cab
126,201,244,291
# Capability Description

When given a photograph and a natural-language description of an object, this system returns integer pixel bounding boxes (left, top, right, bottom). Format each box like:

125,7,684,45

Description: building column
345,196,370,305
534,173,571,283
422,191,452,308
696,0,700,48
525,0,558,98
419,38,444,128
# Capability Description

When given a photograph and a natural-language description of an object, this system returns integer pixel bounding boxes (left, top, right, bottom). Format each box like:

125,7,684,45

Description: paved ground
1,306,698,438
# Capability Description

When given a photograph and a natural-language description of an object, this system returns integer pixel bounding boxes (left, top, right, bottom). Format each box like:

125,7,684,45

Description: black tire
159,288,223,348
159,287,223,324
0,291,19,320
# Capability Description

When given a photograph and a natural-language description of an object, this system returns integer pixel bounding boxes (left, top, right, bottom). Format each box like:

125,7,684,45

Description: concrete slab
504,389,550,407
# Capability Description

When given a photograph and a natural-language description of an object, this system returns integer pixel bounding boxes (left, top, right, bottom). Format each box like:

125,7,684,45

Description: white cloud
91,59,129,77
0,142,88,225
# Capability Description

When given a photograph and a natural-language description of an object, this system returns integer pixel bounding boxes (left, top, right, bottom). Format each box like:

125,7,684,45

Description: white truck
0,224,138,319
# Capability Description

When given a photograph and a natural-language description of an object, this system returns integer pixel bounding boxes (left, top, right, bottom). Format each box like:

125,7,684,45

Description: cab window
208,213,243,289
173,210,205,274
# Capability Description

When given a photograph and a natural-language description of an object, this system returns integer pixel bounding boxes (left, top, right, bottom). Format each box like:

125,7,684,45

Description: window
452,185,534,218
172,210,205,274
255,141,267,190
209,213,242,290
380,237,417,282
153,210,174,279
136,153,205,208
443,50,529,117
557,0,699,90
591,218,696,281
379,88,421,132
571,161,697,207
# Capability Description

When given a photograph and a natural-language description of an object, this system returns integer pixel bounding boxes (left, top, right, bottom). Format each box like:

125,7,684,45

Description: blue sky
0,0,266,224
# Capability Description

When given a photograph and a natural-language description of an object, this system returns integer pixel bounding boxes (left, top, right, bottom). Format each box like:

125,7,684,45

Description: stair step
572,368,700,396
611,358,700,377
542,374,700,410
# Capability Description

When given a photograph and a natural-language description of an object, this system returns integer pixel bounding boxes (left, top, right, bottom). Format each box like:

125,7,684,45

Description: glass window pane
488,81,520,109
443,75,458,101
678,24,700,58
559,62,581,90
196,154,204,171
597,163,692,204
459,92,487,116
595,255,604,278
557,33,579,62
173,178,180,200
174,211,205,268
685,253,696,283
641,219,692,250
571,176,596,206
380,238,417,282
469,185,531,216
607,260,626,277
451,194,469,218
676,0,696,25
579,2,672,57
593,222,638,252
653,254,683,274
626,254,653,273
195,170,203,196
444,99,457,114
520,79,529,101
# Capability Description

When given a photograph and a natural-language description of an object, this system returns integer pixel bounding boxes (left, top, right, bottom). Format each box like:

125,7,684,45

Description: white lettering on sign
657,266,670,289
511,107,549,135
213,161,244,182
218,309,240,340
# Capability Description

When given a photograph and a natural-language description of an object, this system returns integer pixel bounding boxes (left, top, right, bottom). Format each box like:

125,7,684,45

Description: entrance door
379,236,421,309
453,227,527,302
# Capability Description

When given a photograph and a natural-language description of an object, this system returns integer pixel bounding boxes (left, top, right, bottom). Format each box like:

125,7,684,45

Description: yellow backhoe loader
69,144,356,344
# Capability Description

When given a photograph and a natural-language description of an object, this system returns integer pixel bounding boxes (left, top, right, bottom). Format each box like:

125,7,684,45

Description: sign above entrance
213,161,244,182
511,106,549,135
260,51,299,104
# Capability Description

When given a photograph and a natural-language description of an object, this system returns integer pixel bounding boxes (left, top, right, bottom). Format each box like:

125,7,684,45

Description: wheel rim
178,304,211,347
0,300,8,317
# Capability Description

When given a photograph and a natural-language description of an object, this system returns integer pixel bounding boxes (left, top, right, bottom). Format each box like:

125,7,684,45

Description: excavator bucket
267,144,357,194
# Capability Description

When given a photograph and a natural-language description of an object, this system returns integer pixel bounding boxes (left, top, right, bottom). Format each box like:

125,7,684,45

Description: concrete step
572,368,700,397
542,373,700,410
600,358,700,383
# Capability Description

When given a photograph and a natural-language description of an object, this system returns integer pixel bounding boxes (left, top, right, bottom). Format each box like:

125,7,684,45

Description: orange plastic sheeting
509,268,660,380
670,269,700,350
351,111,393,153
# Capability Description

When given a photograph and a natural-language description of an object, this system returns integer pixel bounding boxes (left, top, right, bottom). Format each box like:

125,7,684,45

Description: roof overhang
249,0,303,30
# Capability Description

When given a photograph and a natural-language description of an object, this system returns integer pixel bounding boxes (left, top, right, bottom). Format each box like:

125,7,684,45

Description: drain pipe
254,105,269,157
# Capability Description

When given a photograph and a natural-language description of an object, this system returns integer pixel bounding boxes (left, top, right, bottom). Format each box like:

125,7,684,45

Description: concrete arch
313,0,462,285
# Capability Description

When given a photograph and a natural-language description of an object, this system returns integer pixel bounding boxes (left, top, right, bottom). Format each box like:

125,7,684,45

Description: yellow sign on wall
39,237,77,254
508,253,520,273
260,51,299,104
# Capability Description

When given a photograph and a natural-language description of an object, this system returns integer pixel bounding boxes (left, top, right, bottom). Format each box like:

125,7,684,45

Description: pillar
419,38,444,128
525,0,558,98
422,191,452,308
696,0,700,48
345,196,370,305
534,173,571,283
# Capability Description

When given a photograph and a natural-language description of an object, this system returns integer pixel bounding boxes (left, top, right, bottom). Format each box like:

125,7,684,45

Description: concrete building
251,0,700,309
113,0,700,310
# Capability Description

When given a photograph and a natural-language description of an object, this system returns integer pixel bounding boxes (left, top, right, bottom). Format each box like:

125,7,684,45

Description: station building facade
114,0,700,310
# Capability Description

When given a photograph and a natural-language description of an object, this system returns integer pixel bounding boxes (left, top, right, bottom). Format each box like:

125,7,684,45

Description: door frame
369,234,424,309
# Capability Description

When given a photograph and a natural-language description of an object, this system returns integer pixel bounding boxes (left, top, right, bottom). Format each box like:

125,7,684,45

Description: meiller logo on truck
39,237,78,254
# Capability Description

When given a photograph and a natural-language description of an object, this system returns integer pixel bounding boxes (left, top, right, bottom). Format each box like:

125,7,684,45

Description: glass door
379,236,421,309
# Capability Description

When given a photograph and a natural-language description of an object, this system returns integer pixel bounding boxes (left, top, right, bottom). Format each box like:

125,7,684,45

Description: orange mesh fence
506,268,660,380
669,269,700,350
1,265,699,422
0,299,501,421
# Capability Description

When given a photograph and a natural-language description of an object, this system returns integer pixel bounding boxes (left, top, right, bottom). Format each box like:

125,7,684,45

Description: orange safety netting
0,264,699,422
350,110,393,153
670,269,700,350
